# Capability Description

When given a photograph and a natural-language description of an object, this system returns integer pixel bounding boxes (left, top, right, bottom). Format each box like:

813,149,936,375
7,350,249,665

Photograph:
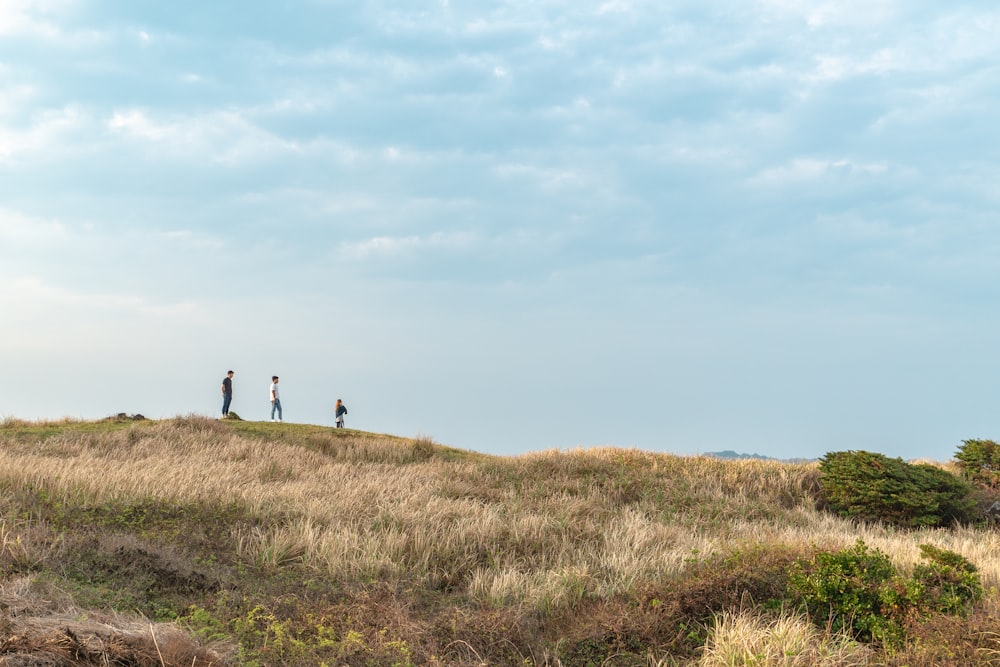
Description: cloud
0,0,65,37
749,158,889,186
0,105,87,162
0,274,207,351
596,1,632,16
0,83,39,119
106,108,300,164
757,0,902,28
334,231,479,262
0,207,70,245
493,163,590,191
157,229,225,250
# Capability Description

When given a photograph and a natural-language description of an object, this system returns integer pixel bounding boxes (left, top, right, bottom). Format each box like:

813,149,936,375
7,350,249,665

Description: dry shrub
0,519,62,572
431,604,541,665
412,435,436,461
884,599,1000,666
646,543,811,626
0,576,231,666
536,544,814,665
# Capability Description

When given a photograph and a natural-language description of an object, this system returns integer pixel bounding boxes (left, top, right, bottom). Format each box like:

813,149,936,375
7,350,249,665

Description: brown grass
0,576,229,666
0,417,995,664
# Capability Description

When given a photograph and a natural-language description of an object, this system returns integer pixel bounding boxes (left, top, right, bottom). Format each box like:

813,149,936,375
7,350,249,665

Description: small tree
954,438,1000,488
818,450,977,527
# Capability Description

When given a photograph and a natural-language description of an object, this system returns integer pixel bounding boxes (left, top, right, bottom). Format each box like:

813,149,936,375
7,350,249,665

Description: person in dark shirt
221,370,234,418
335,399,348,428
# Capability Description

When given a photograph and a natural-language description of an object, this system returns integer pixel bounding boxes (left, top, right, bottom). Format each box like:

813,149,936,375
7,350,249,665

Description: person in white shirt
270,376,282,422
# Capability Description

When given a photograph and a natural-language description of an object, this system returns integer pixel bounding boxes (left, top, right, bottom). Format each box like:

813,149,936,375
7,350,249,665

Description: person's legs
275,399,282,421
222,394,232,416
271,401,278,420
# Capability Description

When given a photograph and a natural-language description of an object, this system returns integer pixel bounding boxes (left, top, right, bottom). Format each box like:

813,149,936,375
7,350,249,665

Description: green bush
910,544,983,616
789,540,984,646
954,439,1000,488
818,450,977,527
789,539,908,644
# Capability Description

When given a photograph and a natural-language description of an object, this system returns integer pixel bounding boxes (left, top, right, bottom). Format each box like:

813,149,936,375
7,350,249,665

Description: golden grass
1,418,996,610
1,416,999,666
698,610,873,666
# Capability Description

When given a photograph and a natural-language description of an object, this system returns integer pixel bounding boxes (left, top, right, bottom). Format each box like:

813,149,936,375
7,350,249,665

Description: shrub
789,539,908,644
954,438,1000,488
910,544,983,616
818,450,977,527
789,540,984,647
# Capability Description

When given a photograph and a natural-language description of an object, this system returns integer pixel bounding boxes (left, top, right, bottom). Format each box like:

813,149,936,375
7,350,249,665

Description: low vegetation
0,416,998,665
818,450,978,527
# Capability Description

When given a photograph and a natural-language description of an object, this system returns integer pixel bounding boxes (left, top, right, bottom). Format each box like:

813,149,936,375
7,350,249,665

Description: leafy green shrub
789,540,984,646
954,438,1000,488
910,544,982,616
789,539,909,644
818,451,977,527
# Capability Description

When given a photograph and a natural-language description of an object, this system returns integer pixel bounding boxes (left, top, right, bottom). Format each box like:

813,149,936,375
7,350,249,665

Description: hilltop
704,449,817,464
0,416,996,665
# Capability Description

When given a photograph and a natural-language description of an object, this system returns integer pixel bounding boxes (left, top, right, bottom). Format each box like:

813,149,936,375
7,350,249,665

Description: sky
2,0,1000,460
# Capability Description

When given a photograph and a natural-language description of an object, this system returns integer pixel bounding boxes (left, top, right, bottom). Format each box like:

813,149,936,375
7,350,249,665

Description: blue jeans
271,399,282,420
222,394,232,416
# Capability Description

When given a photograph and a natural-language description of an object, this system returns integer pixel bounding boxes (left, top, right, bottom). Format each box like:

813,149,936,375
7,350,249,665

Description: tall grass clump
698,610,872,667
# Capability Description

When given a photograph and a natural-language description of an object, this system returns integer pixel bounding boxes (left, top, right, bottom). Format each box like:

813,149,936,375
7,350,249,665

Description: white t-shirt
270,383,279,400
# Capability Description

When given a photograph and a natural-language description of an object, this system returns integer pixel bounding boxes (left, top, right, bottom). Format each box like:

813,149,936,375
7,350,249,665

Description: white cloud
0,105,87,161
0,83,38,119
0,275,206,349
757,0,901,28
158,229,226,250
105,107,435,167
807,49,905,82
0,207,69,245
0,0,65,37
596,1,632,16
107,108,300,164
334,232,478,261
749,158,889,186
494,163,589,190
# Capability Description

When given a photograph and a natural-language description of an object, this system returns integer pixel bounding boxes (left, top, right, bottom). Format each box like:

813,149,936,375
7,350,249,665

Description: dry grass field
0,416,998,665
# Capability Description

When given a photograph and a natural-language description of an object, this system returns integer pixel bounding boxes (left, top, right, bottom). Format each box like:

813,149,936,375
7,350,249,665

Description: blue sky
2,0,1000,460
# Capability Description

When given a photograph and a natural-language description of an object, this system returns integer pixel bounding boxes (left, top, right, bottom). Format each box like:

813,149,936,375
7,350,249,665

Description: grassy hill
0,416,997,665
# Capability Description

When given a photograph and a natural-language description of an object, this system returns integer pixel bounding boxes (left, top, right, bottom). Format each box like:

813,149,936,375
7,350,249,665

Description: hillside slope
0,417,997,665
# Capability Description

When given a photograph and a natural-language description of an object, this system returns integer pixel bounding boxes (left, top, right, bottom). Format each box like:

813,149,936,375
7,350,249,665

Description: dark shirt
222,377,233,395
336,405,347,417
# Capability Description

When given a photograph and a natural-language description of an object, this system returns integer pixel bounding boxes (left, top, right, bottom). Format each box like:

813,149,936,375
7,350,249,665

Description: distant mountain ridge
704,450,816,464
